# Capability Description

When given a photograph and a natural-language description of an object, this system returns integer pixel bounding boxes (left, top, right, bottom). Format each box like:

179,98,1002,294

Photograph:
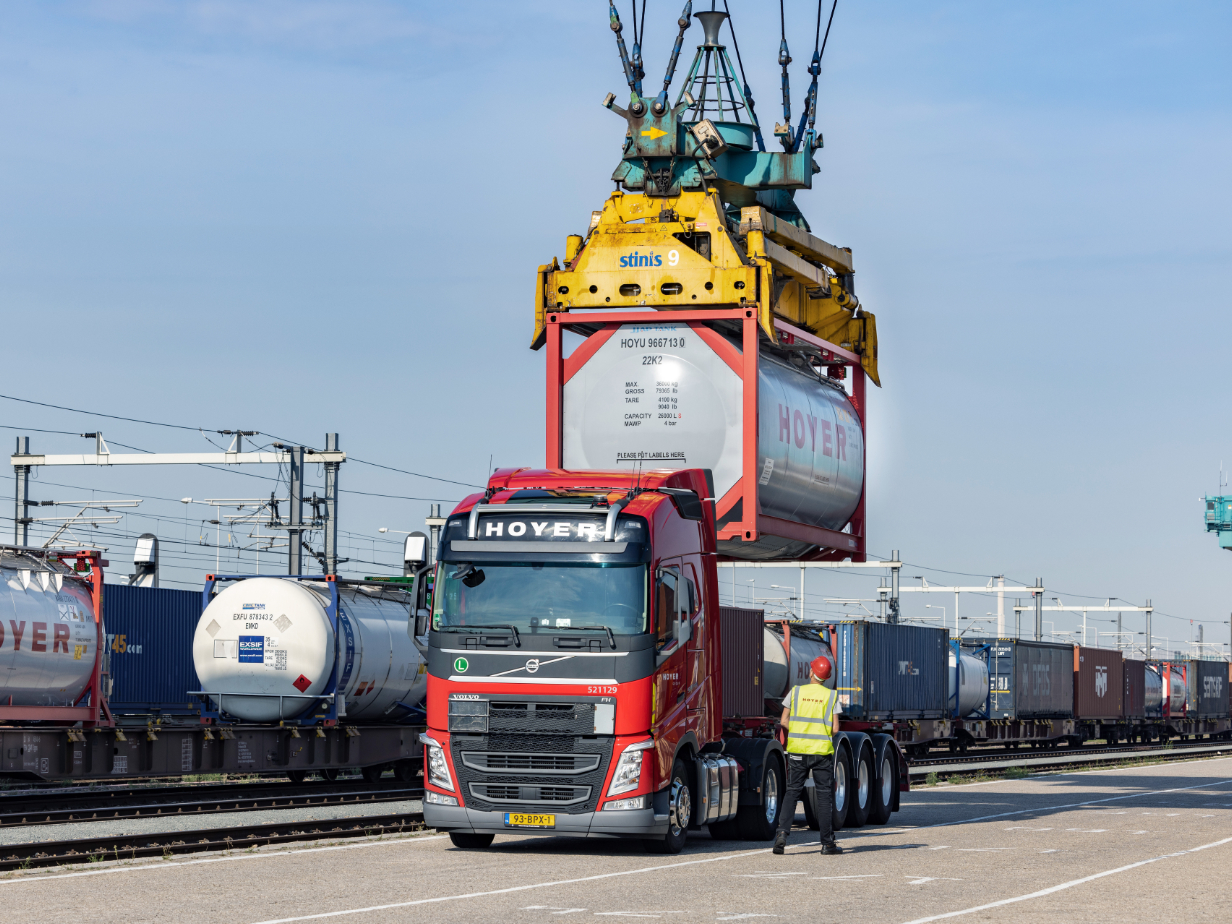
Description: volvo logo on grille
525,658,540,674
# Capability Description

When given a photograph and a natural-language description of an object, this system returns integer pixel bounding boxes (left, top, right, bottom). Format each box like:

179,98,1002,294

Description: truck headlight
607,739,654,796
419,732,454,792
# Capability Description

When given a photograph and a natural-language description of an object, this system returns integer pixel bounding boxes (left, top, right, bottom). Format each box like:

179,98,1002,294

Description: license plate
504,812,555,828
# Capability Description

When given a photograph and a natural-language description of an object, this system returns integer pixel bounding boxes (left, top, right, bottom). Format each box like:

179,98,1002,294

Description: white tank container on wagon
192,577,426,723
560,323,864,559
0,558,100,707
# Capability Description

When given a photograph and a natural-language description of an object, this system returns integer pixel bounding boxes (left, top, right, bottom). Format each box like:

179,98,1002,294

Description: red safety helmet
810,656,832,681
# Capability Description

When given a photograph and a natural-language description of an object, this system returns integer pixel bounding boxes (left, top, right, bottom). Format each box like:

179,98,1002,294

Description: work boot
821,840,843,855
772,831,787,855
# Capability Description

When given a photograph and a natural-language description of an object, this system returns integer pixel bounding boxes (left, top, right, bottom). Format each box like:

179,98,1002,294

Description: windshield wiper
479,624,521,647
554,625,616,649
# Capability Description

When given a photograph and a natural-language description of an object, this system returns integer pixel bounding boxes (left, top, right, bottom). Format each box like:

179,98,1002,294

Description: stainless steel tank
948,650,990,717
763,625,836,701
560,322,864,559
0,557,100,707
1144,666,1163,717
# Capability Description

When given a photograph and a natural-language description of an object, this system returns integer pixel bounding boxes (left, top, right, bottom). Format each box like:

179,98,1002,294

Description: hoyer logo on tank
0,620,74,653
778,404,847,459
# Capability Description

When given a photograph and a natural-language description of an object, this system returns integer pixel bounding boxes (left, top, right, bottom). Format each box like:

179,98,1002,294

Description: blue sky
0,2,1229,655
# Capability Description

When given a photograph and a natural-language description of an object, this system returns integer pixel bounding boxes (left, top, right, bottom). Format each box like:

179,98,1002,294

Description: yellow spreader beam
532,190,879,386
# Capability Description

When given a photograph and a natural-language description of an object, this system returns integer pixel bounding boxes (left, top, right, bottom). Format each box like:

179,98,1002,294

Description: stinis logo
619,250,663,268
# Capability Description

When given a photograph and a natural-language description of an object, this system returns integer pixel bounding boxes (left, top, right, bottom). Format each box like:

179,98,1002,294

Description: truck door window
683,567,699,619
656,567,680,650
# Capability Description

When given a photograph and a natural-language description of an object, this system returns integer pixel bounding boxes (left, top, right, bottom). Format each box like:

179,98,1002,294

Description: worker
773,655,842,855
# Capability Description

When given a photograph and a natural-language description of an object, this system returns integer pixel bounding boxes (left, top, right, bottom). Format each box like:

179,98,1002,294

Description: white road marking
898,834,1232,924
1064,829,1107,833
957,847,1010,851
1005,827,1052,831
926,846,950,850
809,875,884,881
1040,849,1058,853
0,833,447,888
244,847,779,924
905,876,963,885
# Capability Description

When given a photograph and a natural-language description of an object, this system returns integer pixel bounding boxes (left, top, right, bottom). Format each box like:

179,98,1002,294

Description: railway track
906,739,1232,777
0,780,423,828
0,811,426,871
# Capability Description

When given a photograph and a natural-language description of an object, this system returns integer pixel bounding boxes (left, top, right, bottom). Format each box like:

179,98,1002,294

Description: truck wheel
868,751,896,825
449,832,495,849
733,755,783,841
831,749,852,831
644,759,692,855
846,748,873,828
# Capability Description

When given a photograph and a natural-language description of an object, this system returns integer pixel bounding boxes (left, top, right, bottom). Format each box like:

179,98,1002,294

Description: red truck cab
420,467,751,851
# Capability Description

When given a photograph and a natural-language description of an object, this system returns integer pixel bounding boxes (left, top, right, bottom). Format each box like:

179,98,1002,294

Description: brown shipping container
1123,658,1146,718
1074,646,1124,720
719,606,764,717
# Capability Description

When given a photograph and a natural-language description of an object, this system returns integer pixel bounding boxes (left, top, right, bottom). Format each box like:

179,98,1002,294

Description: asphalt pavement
2,756,1229,924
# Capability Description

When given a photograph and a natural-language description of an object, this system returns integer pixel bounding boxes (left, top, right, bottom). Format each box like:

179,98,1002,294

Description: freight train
765,624,1231,758
0,544,429,782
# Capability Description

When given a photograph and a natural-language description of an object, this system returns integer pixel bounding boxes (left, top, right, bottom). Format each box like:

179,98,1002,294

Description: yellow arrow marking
641,127,668,139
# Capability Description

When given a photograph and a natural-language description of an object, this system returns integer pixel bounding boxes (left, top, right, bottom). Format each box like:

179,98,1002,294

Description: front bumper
424,803,667,838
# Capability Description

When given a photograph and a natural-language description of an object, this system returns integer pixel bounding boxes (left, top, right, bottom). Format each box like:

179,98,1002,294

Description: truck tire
868,749,896,825
449,832,495,849
733,755,783,841
803,785,819,830
846,747,873,828
644,758,692,855
830,748,852,831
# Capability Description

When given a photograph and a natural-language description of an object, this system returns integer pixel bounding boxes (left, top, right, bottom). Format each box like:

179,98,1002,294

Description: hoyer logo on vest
479,519,607,540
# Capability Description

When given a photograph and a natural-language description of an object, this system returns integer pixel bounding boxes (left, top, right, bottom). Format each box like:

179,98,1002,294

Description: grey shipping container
1185,659,1230,718
719,606,764,718
961,638,1073,719
829,621,947,719
1074,646,1123,720
103,583,202,718
1124,658,1146,718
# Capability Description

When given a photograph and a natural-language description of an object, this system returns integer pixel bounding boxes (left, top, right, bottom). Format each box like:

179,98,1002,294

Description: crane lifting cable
793,0,838,154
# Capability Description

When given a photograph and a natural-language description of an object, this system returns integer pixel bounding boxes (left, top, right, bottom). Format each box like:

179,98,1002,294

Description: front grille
469,783,591,805
490,702,596,736
461,752,600,774
451,732,613,815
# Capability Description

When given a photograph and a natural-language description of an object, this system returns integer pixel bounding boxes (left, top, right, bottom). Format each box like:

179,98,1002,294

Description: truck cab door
653,562,688,727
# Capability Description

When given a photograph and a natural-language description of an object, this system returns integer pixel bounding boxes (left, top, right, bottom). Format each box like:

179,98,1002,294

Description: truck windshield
431,562,647,635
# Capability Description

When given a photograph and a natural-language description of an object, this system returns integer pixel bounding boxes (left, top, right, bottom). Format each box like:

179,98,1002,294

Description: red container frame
0,549,113,727
544,308,867,562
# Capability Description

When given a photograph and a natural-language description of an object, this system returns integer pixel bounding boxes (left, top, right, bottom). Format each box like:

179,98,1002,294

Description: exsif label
238,635,265,663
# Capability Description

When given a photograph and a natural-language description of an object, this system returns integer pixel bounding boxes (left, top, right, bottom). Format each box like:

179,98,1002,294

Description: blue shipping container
103,584,202,718
829,621,948,719
961,638,1073,719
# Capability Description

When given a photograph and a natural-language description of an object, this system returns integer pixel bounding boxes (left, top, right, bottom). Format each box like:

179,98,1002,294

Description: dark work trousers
778,752,835,844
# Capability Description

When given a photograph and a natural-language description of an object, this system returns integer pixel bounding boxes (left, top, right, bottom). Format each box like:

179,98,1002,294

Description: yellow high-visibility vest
786,683,836,755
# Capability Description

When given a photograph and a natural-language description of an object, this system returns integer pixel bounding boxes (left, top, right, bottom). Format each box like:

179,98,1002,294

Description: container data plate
504,812,555,829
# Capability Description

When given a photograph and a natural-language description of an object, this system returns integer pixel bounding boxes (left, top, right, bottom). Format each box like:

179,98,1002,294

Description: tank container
0,560,99,707
193,577,426,723
558,321,864,560
948,648,990,717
